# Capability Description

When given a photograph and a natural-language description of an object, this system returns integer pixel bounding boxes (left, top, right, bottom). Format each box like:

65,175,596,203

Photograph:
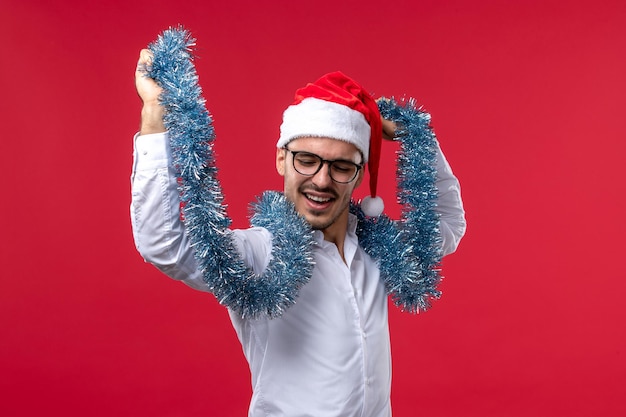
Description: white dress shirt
130,132,465,417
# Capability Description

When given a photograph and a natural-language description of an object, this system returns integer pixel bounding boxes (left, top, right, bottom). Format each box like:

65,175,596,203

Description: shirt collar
312,213,359,244
312,213,359,267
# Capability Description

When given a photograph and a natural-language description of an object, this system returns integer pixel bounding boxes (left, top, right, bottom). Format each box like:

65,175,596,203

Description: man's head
275,72,382,238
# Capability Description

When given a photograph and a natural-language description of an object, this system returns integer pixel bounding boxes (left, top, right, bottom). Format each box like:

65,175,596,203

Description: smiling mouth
305,193,333,204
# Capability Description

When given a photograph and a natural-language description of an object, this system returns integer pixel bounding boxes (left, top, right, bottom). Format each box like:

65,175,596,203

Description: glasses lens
293,152,322,175
329,161,358,183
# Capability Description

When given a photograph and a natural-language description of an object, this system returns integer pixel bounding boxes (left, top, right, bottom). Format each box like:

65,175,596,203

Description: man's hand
135,49,165,135
381,118,397,141
376,98,397,141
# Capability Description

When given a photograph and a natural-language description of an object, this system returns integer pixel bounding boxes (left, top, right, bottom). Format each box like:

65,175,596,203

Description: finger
381,117,397,141
139,49,153,64
136,49,154,73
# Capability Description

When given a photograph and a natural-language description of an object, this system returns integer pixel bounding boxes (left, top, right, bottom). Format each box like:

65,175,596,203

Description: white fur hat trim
276,97,371,162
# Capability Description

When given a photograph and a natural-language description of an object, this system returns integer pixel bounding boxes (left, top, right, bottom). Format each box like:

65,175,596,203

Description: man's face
276,137,364,238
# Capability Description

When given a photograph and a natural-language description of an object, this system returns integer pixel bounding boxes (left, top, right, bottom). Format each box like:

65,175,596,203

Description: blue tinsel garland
146,27,442,317
147,27,315,319
355,98,443,312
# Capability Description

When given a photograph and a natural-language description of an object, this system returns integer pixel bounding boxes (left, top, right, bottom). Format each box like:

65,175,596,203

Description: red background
2,0,625,415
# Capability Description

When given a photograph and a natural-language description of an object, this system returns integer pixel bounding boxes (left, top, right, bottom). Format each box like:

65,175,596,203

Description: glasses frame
284,147,364,184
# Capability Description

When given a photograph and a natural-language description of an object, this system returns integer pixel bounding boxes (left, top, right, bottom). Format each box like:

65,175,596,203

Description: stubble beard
298,184,350,231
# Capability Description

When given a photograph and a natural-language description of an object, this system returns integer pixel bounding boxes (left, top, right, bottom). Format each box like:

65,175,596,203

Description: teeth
306,194,331,203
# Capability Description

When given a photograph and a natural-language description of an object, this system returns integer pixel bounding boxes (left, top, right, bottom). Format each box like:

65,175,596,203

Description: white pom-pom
361,195,384,217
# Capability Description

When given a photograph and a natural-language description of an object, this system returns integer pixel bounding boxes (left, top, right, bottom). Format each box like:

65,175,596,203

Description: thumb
136,49,154,74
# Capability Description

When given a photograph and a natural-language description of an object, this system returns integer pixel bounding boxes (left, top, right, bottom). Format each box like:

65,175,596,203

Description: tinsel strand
146,26,315,319
353,98,443,313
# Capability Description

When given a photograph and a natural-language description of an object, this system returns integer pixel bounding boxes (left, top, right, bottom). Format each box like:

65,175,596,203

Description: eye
295,154,319,166
332,161,356,173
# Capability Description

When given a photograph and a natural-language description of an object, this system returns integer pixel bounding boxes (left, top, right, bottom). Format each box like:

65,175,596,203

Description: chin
302,213,333,231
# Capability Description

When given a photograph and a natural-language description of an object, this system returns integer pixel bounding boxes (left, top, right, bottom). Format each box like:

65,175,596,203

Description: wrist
140,102,165,135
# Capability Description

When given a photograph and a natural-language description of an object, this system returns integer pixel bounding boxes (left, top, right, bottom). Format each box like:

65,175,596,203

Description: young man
131,45,465,416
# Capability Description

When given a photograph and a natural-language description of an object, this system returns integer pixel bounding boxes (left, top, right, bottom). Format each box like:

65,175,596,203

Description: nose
311,162,333,187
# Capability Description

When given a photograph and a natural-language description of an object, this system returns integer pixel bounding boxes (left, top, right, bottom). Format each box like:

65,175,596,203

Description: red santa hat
276,71,384,217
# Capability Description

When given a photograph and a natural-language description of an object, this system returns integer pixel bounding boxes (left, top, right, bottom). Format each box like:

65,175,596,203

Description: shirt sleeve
434,141,467,256
130,132,210,291
130,132,273,292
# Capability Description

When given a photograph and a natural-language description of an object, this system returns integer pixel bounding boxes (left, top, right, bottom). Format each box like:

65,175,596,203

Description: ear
276,148,286,176
353,167,365,189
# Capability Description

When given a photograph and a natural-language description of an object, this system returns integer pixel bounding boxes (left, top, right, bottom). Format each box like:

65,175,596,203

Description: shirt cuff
132,131,171,172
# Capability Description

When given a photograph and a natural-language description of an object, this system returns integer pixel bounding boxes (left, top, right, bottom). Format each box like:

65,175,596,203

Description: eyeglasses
284,147,363,184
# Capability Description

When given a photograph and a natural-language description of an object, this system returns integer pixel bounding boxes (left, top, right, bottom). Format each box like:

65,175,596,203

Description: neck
320,212,349,264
